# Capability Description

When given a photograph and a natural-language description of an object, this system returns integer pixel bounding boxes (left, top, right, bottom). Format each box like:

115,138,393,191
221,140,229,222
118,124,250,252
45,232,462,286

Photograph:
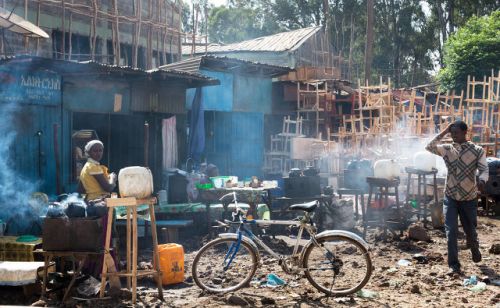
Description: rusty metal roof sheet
0,7,49,38
182,26,322,55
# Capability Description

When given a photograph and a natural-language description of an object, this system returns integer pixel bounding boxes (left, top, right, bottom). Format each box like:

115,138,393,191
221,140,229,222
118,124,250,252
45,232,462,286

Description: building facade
1,0,182,69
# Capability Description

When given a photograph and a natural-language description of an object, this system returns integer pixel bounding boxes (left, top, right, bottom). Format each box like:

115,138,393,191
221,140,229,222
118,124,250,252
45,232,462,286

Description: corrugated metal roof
0,56,219,86
160,55,291,77
157,57,203,74
182,26,322,55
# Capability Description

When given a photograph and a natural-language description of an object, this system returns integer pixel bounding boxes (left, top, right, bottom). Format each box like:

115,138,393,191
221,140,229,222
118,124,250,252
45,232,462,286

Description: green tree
371,0,438,86
208,6,263,43
271,0,324,28
429,0,500,64
438,11,500,91
196,1,497,87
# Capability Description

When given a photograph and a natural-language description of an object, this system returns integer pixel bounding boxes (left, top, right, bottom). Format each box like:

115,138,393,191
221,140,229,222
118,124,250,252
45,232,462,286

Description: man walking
425,120,488,275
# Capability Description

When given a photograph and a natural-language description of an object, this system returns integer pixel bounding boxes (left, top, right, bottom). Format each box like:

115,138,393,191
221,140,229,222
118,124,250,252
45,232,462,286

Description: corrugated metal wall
185,69,269,178
205,111,264,179
64,78,131,114
186,70,233,111
132,80,187,114
233,75,272,114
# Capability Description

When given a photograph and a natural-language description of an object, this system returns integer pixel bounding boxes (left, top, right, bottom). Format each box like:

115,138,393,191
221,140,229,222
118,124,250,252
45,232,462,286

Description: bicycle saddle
289,200,318,212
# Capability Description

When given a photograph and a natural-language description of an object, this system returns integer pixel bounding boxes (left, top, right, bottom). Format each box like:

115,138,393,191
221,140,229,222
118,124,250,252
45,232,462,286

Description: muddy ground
1,215,499,307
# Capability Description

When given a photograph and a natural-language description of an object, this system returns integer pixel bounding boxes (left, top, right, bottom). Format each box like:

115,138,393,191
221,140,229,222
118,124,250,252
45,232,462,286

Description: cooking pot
289,168,302,177
303,166,319,176
65,201,86,218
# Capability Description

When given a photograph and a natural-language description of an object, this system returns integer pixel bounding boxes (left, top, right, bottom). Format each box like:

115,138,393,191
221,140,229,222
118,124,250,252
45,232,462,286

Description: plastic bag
356,289,379,298
266,273,286,287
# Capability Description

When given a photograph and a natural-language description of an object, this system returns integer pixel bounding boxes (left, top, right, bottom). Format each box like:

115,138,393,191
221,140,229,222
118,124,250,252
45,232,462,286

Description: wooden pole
133,0,142,68
68,0,73,60
132,206,138,303
91,0,97,60
113,0,121,65
36,2,40,55
144,121,149,167
62,0,66,59
126,207,131,289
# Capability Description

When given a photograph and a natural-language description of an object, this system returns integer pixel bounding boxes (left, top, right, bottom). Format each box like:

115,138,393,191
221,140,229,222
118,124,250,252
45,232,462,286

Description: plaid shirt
426,134,488,201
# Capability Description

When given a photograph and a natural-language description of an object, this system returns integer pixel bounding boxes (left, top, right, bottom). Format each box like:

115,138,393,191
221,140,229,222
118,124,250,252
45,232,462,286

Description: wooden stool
405,167,438,226
99,197,163,304
337,188,365,220
404,167,438,225
364,177,403,238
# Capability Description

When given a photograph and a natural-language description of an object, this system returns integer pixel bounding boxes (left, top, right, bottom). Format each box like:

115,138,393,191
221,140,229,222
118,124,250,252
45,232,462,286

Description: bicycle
192,192,373,296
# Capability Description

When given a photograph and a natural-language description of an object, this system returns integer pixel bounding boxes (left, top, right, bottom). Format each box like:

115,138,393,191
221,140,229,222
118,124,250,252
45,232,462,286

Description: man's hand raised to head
443,123,453,134
437,122,454,139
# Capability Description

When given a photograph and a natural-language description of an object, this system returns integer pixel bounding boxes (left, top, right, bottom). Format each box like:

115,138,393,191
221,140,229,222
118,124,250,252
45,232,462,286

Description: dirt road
2,216,499,307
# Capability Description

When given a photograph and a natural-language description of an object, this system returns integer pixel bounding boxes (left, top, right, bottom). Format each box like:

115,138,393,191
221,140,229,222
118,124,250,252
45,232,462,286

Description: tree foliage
207,2,281,43
438,11,500,91
185,0,499,87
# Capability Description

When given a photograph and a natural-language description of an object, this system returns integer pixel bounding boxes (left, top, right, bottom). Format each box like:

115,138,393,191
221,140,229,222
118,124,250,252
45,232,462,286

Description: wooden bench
151,220,194,243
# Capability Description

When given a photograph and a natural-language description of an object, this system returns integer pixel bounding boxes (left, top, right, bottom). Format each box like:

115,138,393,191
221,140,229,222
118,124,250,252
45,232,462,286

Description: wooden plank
149,203,164,300
106,197,137,207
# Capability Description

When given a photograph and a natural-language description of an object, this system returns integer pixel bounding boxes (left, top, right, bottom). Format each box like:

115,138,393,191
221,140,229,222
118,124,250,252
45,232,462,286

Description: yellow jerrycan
158,243,184,285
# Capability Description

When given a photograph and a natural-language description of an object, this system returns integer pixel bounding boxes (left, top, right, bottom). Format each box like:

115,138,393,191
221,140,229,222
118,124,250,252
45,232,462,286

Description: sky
211,0,227,5
188,0,227,6
208,0,227,6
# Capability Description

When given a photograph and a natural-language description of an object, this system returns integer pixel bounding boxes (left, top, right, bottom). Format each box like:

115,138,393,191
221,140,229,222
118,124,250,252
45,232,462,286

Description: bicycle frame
223,214,321,272
195,193,373,295
217,192,365,273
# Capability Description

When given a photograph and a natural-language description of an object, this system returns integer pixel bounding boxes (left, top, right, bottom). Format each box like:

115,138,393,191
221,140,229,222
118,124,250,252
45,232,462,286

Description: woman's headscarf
84,140,104,155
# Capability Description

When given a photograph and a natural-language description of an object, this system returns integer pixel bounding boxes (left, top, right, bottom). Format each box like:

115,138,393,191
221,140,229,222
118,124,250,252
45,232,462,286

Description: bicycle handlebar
219,192,236,201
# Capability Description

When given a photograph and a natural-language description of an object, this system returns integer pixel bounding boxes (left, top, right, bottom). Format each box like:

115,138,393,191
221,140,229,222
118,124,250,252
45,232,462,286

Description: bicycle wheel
192,237,258,293
302,235,372,296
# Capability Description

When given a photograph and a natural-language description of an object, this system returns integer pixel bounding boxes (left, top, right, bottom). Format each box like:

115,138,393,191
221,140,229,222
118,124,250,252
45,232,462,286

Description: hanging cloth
162,116,178,169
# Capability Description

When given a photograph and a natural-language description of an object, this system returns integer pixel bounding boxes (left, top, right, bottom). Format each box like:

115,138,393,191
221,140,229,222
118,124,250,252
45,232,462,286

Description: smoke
0,102,42,234
317,105,448,185
58,192,85,209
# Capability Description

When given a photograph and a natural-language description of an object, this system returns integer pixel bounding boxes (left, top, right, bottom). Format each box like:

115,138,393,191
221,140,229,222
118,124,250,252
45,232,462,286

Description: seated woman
77,140,117,200
76,140,121,293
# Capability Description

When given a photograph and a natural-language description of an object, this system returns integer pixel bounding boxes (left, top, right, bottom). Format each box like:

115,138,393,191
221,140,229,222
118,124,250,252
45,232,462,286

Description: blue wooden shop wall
206,112,263,179
186,69,233,112
6,103,67,197
233,74,272,114
0,62,71,198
